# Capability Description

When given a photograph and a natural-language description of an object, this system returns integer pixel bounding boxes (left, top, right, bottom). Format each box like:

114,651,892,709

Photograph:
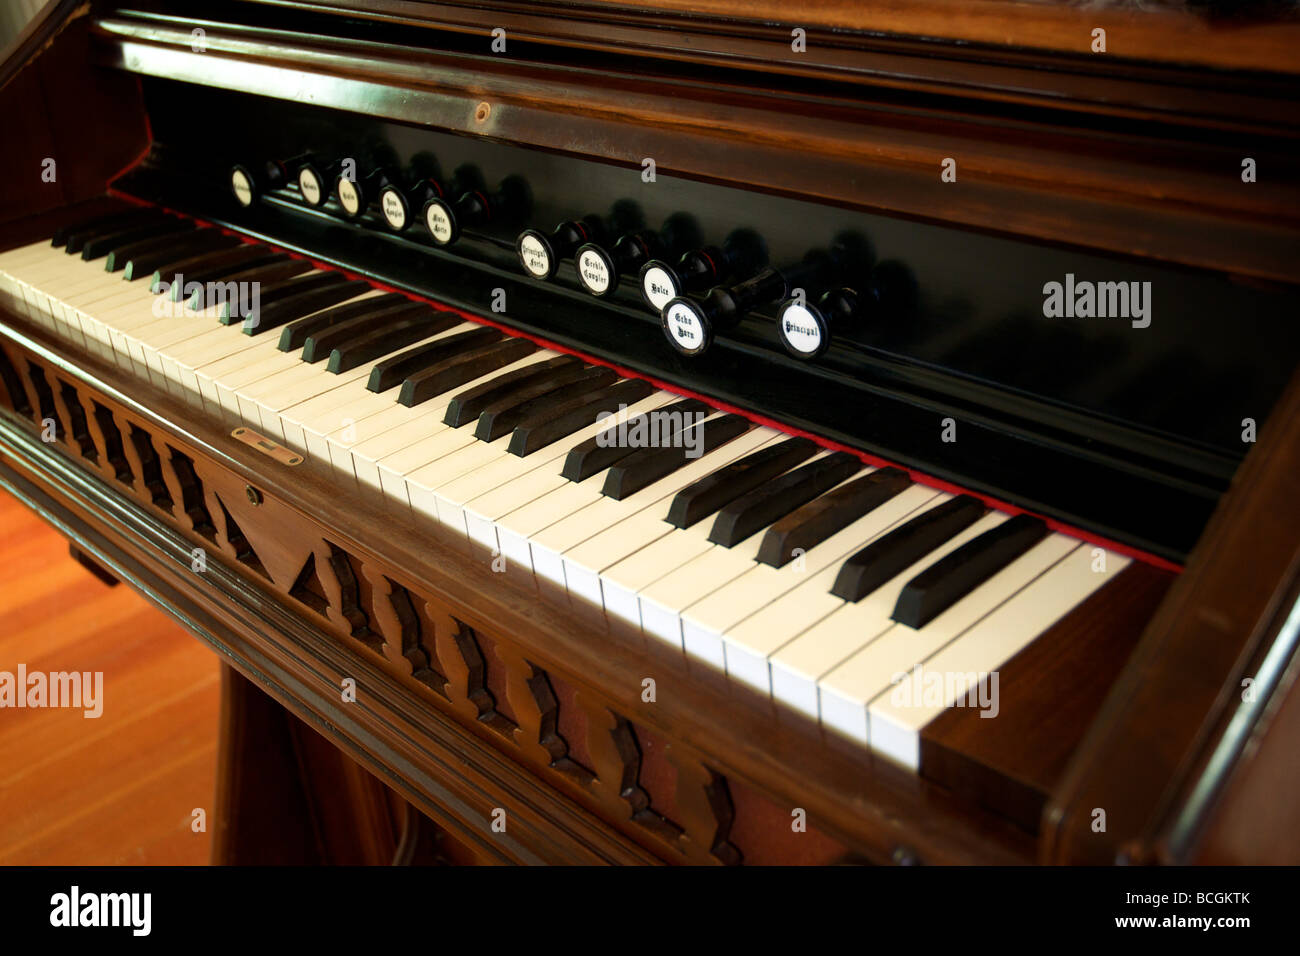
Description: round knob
378,177,442,232
423,195,462,245
295,161,331,208
640,247,722,311
229,165,258,208
661,295,717,357
335,174,366,219
230,160,289,208
425,175,531,247
516,218,600,281
780,287,865,360
335,168,388,220
576,232,658,298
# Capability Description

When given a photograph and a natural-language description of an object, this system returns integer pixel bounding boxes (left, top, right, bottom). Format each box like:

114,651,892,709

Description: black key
708,451,860,547
397,338,536,406
562,397,710,482
666,436,816,529
508,379,657,457
327,312,456,372
756,467,910,568
218,271,344,323
832,496,985,603
120,231,240,279
189,258,311,309
474,366,618,441
80,219,193,261
167,248,288,298
444,355,584,427
243,279,370,334
52,208,152,247
366,327,500,393
60,208,164,251
280,293,411,352
602,414,751,501
113,228,230,274
891,513,1049,629
302,302,440,362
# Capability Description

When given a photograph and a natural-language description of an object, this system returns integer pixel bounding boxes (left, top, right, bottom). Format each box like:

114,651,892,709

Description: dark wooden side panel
0,3,148,226
1043,368,1300,864
212,662,322,864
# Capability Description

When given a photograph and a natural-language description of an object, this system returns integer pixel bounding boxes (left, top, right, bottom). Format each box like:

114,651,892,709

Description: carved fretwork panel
0,346,832,865
164,447,216,540
0,346,32,417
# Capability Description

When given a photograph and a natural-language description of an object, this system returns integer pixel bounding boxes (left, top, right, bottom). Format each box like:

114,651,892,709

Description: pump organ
2,0,1300,864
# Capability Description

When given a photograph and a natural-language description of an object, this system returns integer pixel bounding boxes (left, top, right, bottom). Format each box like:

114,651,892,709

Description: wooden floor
0,488,219,864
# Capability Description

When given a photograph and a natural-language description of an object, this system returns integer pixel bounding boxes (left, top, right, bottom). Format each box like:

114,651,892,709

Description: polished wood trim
249,0,1300,77
1043,366,1300,864
89,14,1300,285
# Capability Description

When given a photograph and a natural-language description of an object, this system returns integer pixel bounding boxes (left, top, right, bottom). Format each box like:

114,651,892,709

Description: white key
866,545,1127,768
761,505,999,715
334,351,559,480
719,490,953,695
528,425,776,587
817,535,1080,746
645,484,942,658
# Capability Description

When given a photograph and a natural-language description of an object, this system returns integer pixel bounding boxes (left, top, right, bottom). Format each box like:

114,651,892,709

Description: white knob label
231,169,253,207
642,265,676,310
337,178,361,215
380,188,406,229
578,249,611,293
426,202,453,243
665,301,705,352
519,234,551,278
298,169,321,206
780,304,823,355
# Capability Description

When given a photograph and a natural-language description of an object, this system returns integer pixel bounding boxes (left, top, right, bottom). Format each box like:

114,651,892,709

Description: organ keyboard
2,0,1299,865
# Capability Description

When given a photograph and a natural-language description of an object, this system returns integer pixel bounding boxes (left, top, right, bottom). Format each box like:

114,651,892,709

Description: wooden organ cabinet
1,0,1299,865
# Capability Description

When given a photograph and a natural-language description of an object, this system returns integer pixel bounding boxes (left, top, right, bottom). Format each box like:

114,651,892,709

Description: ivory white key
459,392,685,551
490,410,746,568
816,535,1080,745
641,483,941,655
759,506,1000,713
865,545,1127,768
331,351,560,479
563,442,824,609
672,486,967,667
719,492,955,695
431,390,678,535
280,322,491,450
526,425,777,586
